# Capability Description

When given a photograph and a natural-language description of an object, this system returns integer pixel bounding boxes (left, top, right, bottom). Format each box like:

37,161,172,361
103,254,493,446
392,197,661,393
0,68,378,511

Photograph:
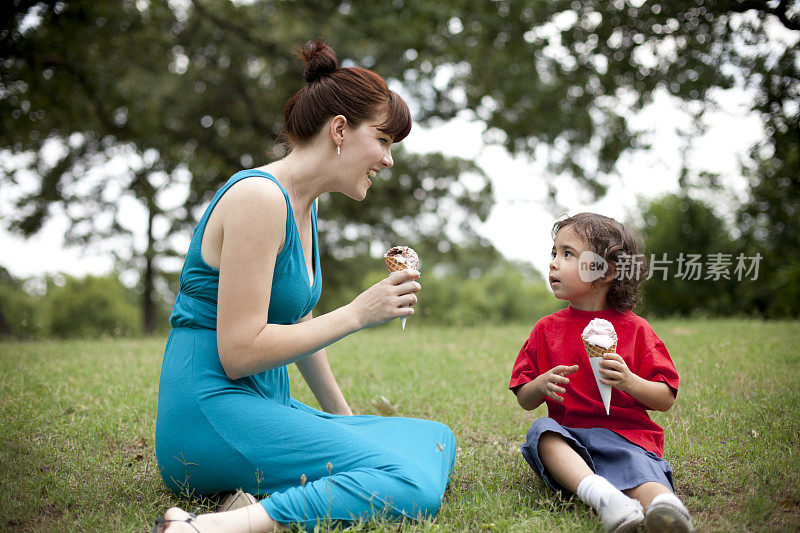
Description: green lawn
1,319,798,532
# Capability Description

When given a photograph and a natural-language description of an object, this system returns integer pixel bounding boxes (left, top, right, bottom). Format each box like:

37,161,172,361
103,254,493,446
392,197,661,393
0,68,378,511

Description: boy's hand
598,353,634,392
535,364,579,402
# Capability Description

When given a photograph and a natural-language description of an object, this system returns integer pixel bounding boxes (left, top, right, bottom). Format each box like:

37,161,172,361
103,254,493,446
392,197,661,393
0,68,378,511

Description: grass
0,319,798,532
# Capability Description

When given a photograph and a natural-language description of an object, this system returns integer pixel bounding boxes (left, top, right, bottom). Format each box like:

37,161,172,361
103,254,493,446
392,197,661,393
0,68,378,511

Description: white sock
649,492,690,515
646,492,693,532
576,474,625,510
577,475,644,532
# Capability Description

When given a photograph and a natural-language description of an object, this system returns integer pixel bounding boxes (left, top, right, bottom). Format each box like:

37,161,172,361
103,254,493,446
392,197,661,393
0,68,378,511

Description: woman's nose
382,149,393,168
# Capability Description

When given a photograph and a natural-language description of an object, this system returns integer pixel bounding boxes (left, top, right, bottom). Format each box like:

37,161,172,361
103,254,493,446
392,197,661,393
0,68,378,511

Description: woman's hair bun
299,39,338,83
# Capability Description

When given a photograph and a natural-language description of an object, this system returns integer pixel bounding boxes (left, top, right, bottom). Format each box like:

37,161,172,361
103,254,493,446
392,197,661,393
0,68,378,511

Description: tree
0,0,494,334
1,1,190,334
6,0,795,332
637,193,738,316
734,36,800,317
0,267,41,338
382,0,798,200
43,274,142,338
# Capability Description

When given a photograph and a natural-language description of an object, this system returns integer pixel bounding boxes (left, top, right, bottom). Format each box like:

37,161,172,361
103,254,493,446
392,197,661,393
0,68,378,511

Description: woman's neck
262,149,327,213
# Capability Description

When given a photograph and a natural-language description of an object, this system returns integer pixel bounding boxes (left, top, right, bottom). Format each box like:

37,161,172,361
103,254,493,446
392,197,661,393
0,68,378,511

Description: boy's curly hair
552,213,648,312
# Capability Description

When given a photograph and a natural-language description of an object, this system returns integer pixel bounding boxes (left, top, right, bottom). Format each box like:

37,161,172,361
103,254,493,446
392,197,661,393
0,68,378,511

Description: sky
0,85,761,284
404,87,759,278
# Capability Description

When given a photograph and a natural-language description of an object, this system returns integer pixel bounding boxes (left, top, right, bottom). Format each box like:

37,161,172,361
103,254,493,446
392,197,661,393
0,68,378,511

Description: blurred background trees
1,0,797,338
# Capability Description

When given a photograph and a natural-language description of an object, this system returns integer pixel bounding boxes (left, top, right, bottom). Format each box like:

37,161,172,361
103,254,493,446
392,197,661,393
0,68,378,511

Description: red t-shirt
509,306,679,456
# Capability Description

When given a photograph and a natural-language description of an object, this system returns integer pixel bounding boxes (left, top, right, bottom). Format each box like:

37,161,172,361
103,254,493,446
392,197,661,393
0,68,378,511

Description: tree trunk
0,306,13,337
143,206,156,335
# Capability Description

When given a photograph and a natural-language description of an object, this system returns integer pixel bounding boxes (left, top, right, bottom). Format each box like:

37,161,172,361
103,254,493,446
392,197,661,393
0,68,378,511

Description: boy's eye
564,250,574,257
550,251,556,259
379,137,390,144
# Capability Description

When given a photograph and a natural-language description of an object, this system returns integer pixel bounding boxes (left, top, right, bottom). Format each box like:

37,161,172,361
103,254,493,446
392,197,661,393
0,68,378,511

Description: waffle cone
384,254,412,331
582,339,617,358
384,256,408,273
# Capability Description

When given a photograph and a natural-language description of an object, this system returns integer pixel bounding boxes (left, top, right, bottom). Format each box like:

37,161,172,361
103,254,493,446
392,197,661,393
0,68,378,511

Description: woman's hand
349,269,421,329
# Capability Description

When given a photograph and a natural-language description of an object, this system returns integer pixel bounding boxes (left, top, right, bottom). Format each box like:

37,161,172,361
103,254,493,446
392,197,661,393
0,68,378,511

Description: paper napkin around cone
584,340,617,415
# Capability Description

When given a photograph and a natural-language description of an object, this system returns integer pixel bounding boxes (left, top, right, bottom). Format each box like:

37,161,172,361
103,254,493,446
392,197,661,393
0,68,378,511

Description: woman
153,40,456,532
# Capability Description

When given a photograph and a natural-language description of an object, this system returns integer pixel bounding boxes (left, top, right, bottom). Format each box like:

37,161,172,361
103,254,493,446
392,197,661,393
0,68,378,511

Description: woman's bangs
377,92,412,142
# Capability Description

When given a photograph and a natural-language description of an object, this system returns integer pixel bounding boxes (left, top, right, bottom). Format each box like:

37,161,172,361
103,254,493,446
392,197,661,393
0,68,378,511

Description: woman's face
338,117,394,200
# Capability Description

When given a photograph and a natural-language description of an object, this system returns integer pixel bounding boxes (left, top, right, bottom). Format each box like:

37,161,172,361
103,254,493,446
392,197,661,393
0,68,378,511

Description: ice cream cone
580,318,618,415
384,255,408,273
582,339,618,359
583,340,616,415
384,246,419,331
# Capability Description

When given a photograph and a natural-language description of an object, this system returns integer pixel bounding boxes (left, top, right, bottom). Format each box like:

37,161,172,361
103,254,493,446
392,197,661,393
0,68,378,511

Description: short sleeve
638,340,680,396
509,328,540,394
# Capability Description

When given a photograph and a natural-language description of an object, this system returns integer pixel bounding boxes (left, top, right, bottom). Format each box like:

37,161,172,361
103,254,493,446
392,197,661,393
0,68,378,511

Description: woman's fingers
401,293,418,306
394,280,421,295
388,269,420,283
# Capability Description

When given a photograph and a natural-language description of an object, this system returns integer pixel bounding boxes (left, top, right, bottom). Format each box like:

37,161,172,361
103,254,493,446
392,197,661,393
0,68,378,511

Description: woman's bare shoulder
226,175,285,204
218,176,286,220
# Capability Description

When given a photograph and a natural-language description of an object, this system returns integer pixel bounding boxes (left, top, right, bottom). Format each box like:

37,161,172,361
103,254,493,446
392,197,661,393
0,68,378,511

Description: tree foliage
0,270,143,338
389,0,798,197
1,0,797,332
637,190,800,318
637,193,737,315
45,274,142,338
0,0,495,333
0,266,39,338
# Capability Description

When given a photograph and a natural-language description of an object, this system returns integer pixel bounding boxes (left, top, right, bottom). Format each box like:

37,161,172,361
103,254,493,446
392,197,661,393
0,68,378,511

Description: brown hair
282,39,411,146
552,212,648,312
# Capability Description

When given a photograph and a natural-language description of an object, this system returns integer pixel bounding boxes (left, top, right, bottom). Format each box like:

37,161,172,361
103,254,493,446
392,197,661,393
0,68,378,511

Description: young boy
509,213,693,532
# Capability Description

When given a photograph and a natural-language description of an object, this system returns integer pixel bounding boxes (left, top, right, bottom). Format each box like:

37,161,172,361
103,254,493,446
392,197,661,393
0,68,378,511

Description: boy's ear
601,262,618,284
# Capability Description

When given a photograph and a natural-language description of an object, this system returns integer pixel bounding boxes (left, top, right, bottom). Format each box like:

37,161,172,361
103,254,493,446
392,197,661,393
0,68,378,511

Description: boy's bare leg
538,431,594,491
623,481,672,509
627,483,694,532
538,432,644,532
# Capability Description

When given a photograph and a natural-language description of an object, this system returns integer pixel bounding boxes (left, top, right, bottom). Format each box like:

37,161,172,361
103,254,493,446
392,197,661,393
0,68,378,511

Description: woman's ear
329,115,347,147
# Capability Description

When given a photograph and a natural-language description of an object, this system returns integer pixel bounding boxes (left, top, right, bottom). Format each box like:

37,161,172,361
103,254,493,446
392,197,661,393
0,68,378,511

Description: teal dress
155,170,456,528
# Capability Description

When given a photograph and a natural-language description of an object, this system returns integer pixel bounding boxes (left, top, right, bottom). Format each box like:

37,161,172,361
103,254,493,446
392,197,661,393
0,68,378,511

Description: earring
336,144,341,156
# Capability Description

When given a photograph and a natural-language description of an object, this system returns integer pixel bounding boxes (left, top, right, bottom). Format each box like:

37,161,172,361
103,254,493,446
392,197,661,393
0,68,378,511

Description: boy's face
549,226,610,309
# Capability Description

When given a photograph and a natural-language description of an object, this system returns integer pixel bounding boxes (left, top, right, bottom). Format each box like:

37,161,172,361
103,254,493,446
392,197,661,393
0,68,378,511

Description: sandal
152,511,200,533
217,489,258,512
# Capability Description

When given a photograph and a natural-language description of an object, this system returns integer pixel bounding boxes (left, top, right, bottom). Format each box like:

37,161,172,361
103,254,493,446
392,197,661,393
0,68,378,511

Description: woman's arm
294,312,352,415
214,179,419,380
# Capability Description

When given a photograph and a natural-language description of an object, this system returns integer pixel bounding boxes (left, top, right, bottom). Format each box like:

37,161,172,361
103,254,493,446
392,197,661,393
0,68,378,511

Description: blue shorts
521,417,674,495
